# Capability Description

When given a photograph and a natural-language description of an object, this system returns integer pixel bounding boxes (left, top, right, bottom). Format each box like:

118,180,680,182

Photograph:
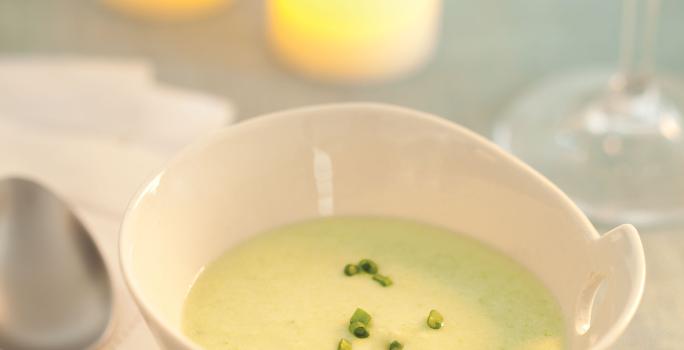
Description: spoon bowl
0,177,113,350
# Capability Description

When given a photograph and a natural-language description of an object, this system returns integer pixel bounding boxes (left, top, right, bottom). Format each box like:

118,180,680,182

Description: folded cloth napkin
0,57,234,349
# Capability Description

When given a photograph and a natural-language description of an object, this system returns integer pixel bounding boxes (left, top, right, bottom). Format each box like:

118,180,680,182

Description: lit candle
103,0,230,21
267,0,442,84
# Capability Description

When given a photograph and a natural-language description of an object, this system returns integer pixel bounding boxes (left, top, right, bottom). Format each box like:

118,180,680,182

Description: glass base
493,69,684,227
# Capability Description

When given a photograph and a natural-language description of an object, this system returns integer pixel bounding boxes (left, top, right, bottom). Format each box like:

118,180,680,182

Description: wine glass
493,0,684,227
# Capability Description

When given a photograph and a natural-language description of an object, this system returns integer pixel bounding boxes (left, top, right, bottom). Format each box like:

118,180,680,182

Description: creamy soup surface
183,217,565,350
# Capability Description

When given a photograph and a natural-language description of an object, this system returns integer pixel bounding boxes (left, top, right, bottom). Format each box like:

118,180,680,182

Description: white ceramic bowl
120,103,645,350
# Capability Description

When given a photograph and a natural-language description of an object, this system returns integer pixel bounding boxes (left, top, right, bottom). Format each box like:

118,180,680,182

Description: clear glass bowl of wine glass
493,0,684,227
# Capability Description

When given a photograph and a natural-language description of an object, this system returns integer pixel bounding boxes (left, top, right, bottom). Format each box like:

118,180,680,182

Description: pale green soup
183,217,565,350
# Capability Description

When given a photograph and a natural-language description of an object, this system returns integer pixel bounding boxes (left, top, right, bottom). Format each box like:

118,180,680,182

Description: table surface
1,0,683,349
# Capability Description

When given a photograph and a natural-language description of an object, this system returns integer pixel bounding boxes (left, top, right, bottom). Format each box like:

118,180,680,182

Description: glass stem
613,0,660,94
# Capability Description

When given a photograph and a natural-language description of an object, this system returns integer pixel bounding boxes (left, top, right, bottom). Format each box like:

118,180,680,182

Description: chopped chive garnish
358,259,378,274
389,340,404,350
348,308,371,338
344,264,359,276
349,321,369,338
372,274,393,287
338,338,352,350
350,308,372,325
427,309,444,329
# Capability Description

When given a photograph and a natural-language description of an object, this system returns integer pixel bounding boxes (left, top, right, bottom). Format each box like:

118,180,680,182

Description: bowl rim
118,102,638,350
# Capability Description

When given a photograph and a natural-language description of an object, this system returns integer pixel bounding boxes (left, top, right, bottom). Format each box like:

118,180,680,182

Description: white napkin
0,57,234,349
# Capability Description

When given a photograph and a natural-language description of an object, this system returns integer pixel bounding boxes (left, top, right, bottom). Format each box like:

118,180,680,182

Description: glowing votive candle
267,0,442,83
103,0,230,21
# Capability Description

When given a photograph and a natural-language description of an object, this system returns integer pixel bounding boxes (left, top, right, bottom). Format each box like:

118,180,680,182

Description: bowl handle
577,224,645,350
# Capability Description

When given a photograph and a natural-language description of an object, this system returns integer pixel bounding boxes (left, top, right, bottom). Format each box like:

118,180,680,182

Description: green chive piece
372,274,393,287
389,340,404,350
348,308,371,338
358,259,378,274
427,309,444,329
338,338,352,350
344,264,359,276
349,321,369,338
350,308,372,325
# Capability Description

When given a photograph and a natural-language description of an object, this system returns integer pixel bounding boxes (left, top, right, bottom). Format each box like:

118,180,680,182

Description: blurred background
6,0,684,128
1,0,683,349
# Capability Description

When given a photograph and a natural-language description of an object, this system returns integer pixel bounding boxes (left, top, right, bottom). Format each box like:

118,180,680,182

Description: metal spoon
0,177,112,350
